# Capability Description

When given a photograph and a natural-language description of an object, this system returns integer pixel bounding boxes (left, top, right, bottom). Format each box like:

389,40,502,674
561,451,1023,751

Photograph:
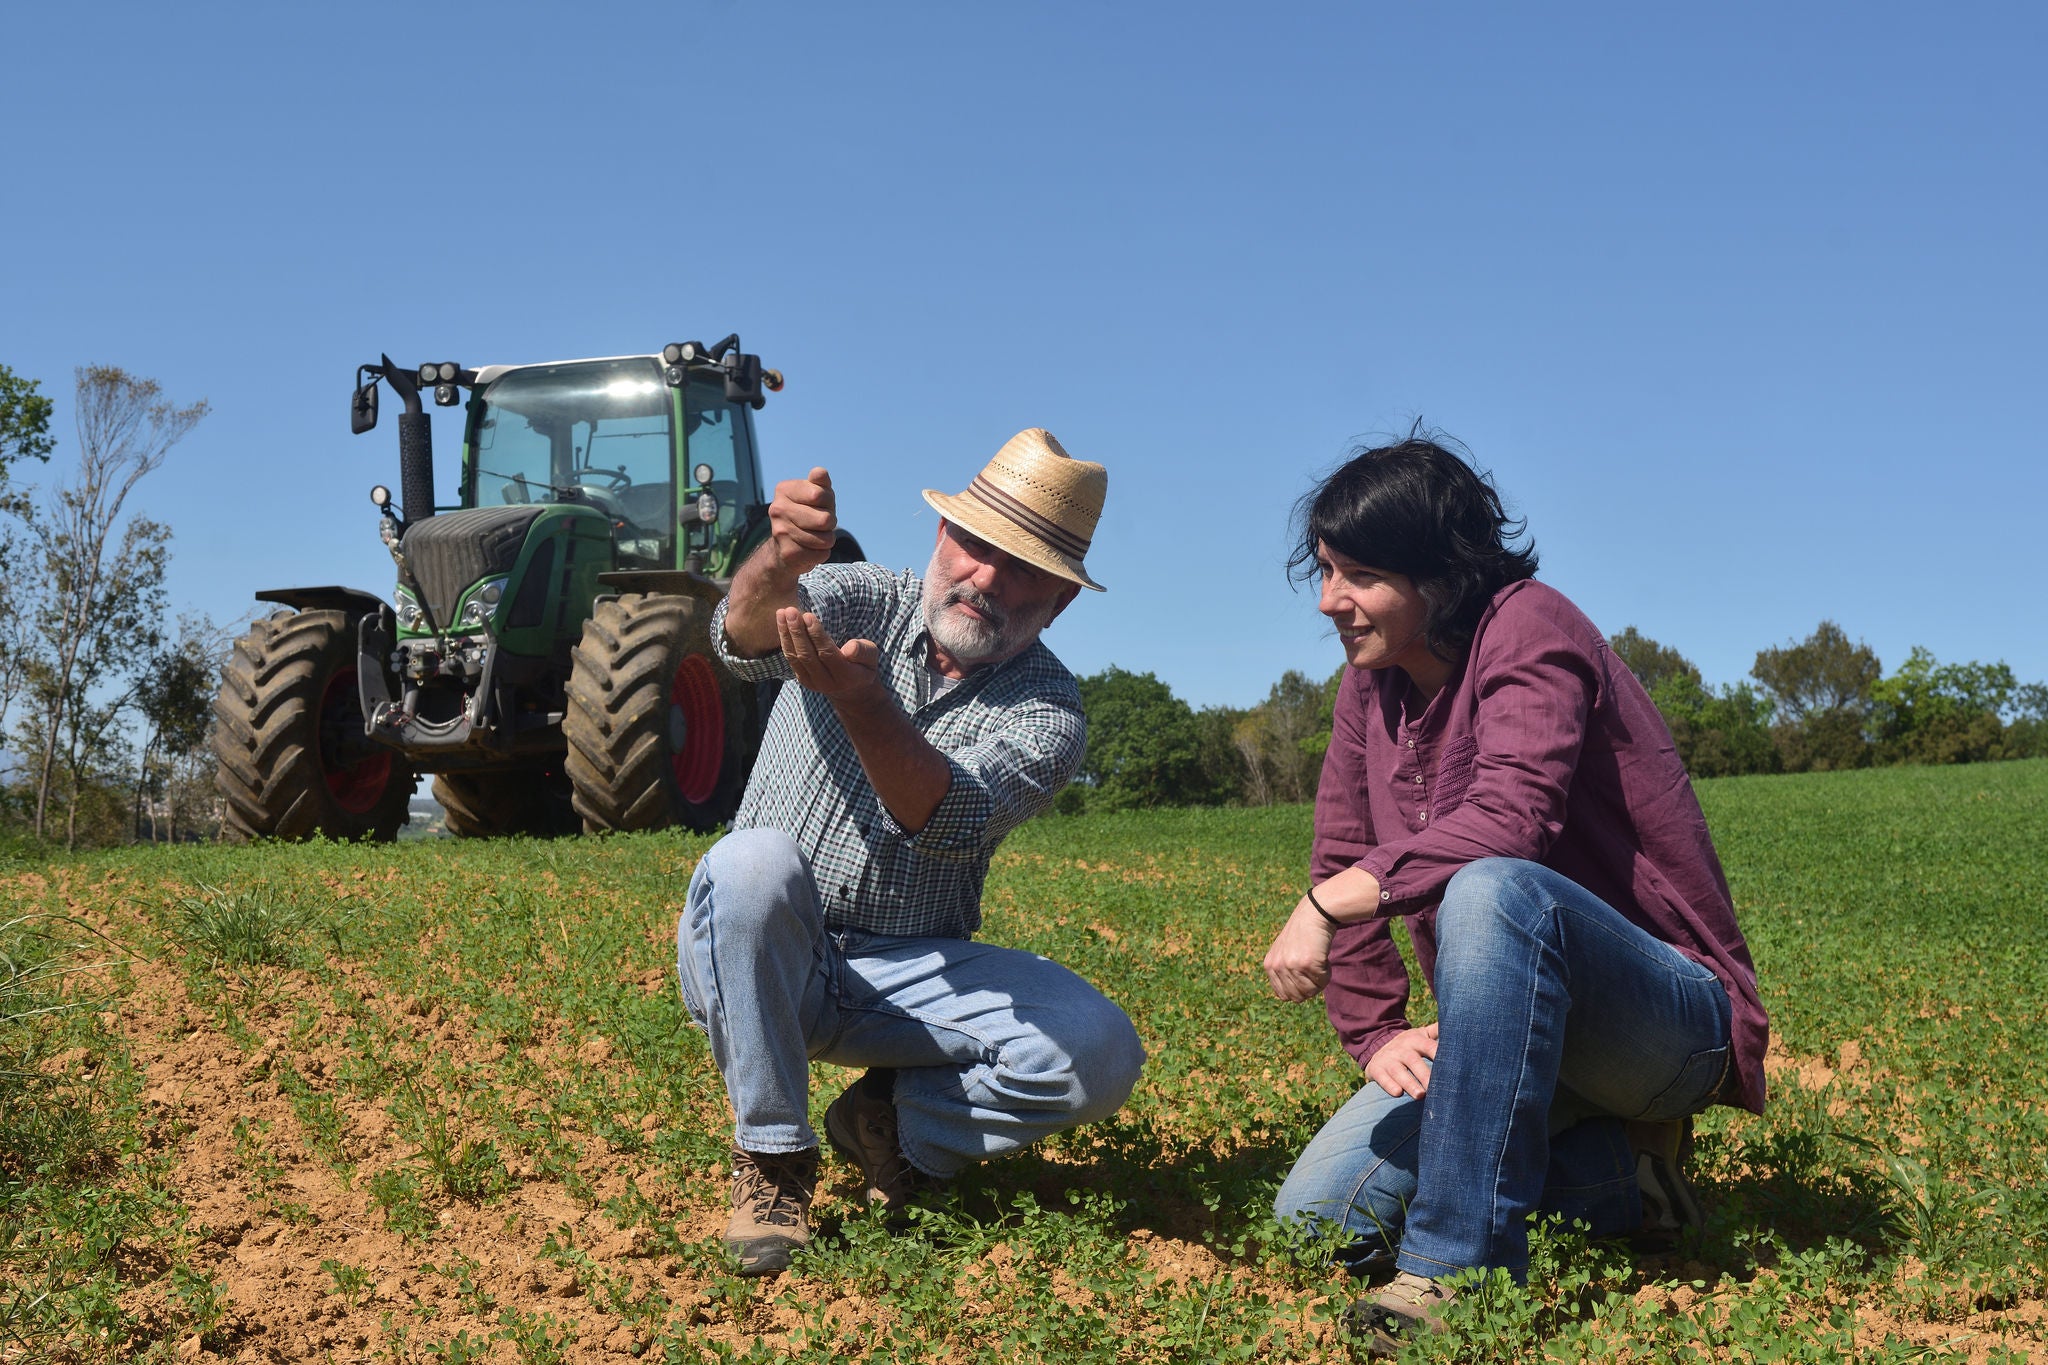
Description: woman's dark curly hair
1288,427,1539,663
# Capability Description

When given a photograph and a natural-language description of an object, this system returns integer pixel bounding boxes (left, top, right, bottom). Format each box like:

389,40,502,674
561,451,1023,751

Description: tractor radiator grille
402,506,546,626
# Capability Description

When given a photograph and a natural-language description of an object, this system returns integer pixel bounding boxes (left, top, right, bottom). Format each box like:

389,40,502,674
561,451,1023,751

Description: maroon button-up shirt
1315,579,1769,1114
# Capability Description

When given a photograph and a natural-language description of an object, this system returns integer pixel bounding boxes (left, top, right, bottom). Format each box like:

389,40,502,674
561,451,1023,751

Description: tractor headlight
457,577,508,629
393,588,424,631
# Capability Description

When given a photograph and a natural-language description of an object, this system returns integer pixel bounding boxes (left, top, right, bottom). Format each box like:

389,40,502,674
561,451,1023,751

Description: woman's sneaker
1628,1117,1703,1246
1344,1271,1456,1356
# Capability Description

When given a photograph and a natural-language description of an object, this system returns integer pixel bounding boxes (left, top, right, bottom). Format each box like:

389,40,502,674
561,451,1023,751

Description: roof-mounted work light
415,362,463,407
661,341,705,387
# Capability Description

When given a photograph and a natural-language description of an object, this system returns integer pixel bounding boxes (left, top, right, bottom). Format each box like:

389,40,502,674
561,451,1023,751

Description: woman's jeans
675,828,1147,1178
1275,859,1732,1279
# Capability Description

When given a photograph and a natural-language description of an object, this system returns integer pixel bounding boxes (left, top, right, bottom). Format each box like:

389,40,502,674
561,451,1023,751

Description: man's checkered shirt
710,561,1086,940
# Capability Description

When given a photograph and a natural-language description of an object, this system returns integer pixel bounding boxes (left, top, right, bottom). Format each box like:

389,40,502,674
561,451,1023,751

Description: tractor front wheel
563,594,754,834
213,609,413,842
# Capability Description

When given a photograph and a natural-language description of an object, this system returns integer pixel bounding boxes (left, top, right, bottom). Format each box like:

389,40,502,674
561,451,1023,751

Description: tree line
0,363,220,849
5,354,2041,842
1064,624,2048,812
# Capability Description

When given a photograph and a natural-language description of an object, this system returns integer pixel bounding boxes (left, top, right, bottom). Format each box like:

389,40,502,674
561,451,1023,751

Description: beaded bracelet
1305,884,1344,929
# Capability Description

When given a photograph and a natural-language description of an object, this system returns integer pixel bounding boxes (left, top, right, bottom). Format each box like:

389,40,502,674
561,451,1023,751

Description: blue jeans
1275,859,1732,1278
675,828,1147,1178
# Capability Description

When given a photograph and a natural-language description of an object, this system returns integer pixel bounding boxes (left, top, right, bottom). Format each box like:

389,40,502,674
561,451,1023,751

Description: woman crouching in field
1262,432,1768,1354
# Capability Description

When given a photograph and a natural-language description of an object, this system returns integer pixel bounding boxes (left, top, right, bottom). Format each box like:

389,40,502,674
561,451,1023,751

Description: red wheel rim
320,666,393,815
668,654,724,805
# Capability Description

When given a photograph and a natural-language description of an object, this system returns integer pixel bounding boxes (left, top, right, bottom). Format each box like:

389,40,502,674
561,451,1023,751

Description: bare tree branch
20,367,206,843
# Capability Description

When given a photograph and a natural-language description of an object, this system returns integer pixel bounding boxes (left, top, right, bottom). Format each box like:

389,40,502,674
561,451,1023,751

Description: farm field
4,760,2046,1363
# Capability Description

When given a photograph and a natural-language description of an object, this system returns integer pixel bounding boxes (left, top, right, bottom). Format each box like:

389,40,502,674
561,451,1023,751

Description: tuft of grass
172,884,315,971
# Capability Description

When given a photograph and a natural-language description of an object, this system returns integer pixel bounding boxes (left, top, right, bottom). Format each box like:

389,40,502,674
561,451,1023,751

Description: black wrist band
1305,884,1344,929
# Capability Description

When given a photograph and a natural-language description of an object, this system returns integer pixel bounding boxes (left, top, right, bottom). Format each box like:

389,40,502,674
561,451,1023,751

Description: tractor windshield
467,357,677,566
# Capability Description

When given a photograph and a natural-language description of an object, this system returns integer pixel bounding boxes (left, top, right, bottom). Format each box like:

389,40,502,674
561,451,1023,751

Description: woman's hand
1263,897,1337,1002
1365,1023,1438,1098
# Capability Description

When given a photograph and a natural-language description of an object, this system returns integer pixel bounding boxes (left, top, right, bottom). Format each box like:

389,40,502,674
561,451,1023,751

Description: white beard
922,555,1060,665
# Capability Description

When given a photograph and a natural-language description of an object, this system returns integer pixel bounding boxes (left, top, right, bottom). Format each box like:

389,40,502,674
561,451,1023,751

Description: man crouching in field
675,430,1147,1276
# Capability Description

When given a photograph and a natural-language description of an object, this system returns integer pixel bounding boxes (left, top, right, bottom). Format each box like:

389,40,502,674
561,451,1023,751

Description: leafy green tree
1072,666,1232,810
1868,647,2016,766
0,366,57,747
132,614,227,842
1771,707,1872,773
1190,704,1249,807
1234,667,1341,805
1608,626,1701,693
0,364,55,518
2003,682,2048,760
1752,621,1882,773
1648,674,1780,778
1752,621,1882,722
1605,630,1777,777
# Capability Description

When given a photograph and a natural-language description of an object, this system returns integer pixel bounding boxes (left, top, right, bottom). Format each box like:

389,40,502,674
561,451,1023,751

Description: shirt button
1414,776,1423,785
840,885,851,899
1381,891,1392,901
1406,740,1415,748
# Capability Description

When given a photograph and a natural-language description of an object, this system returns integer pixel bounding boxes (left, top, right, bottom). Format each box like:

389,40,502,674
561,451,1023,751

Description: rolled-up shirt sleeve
711,591,795,683
1358,610,1596,912
712,568,892,684
875,696,1085,860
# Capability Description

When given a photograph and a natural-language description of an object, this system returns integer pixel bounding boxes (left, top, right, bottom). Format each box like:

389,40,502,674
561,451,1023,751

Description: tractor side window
683,384,746,543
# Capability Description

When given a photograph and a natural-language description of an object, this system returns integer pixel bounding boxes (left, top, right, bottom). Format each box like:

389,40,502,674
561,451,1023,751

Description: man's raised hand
768,467,838,577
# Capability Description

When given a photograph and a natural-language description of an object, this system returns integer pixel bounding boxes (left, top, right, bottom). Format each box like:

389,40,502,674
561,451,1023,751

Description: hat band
965,476,1092,561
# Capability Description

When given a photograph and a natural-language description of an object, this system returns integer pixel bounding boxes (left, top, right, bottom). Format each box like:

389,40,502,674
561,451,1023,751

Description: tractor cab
461,354,766,575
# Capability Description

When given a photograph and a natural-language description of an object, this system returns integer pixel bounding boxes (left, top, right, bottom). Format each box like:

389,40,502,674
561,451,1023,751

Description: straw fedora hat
922,429,1108,591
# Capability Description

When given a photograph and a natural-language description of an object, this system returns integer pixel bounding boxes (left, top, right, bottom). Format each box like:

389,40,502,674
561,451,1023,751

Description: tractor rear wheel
563,594,754,834
213,609,413,842
432,769,575,839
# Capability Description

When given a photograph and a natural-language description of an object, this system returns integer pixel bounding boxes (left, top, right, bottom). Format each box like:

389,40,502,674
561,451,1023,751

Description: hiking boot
1628,1116,1703,1246
824,1068,932,1209
1343,1270,1455,1355
723,1146,818,1276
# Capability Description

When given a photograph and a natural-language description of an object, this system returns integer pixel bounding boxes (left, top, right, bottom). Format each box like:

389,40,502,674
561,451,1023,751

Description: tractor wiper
475,465,576,500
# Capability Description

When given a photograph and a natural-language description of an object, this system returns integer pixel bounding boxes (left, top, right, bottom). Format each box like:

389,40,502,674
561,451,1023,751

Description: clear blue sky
6,3,2043,709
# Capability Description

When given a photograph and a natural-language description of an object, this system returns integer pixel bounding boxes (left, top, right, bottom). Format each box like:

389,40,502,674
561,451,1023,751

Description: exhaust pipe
379,355,435,524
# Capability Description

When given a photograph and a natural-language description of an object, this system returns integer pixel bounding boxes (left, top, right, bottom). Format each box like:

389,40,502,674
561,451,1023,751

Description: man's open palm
777,607,880,699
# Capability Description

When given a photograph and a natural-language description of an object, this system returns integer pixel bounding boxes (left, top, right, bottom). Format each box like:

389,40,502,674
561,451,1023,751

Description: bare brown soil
92,930,1254,1363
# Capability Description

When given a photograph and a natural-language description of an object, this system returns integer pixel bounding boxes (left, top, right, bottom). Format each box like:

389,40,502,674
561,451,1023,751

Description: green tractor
213,336,860,841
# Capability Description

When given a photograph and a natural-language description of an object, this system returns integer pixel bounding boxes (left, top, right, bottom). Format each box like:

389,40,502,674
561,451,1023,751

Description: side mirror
723,354,765,408
351,379,380,435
